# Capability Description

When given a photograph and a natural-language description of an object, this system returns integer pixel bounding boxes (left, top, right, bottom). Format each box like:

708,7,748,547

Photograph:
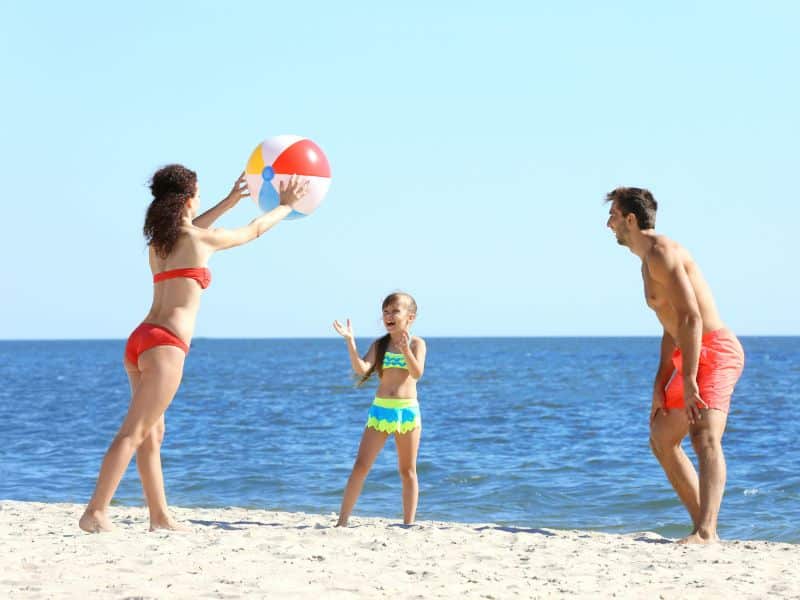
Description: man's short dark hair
605,187,657,230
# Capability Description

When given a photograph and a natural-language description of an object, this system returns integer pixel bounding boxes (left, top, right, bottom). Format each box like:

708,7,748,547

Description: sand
1,501,797,599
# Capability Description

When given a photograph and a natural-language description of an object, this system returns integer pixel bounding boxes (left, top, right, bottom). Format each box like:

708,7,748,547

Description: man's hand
683,380,708,424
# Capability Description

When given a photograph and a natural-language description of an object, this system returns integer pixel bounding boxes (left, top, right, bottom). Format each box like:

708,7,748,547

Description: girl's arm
399,333,426,379
193,172,249,229
197,176,308,251
333,319,376,376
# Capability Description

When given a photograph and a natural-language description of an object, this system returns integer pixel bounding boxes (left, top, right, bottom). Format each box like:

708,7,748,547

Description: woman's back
144,229,211,342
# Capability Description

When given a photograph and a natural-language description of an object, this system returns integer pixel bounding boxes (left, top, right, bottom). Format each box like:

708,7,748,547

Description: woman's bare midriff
143,231,212,343
141,278,204,344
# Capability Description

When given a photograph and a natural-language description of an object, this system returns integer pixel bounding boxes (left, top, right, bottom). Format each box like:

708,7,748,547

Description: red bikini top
153,267,212,290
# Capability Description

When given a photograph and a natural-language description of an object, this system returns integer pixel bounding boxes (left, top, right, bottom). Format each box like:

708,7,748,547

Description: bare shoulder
410,336,427,351
646,235,689,278
177,226,217,258
187,223,215,243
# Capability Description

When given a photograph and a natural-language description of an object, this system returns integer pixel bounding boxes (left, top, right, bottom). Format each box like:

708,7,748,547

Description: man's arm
651,330,676,420
654,330,676,391
647,246,705,421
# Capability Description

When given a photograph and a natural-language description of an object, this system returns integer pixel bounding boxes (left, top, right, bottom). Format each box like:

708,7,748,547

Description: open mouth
385,321,396,328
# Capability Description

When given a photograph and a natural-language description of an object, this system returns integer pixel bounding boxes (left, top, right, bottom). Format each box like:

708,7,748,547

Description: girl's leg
79,347,185,533
336,427,388,526
395,427,421,525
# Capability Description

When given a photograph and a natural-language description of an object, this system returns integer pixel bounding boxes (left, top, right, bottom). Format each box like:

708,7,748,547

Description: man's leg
681,409,728,544
650,409,700,528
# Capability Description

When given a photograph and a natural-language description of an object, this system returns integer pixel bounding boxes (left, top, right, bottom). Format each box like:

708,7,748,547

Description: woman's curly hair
143,164,197,258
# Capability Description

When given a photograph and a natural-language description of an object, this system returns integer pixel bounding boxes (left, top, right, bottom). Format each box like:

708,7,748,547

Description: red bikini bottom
124,323,189,366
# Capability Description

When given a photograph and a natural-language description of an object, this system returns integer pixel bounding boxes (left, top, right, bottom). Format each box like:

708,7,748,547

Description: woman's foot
149,513,189,532
79,509,113,533
677,529,719,544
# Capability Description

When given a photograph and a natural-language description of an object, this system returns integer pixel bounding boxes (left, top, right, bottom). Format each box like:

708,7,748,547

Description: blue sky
1,1,797,339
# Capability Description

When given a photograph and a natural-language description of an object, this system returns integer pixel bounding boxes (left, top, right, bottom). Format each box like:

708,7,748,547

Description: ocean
1,337,797,542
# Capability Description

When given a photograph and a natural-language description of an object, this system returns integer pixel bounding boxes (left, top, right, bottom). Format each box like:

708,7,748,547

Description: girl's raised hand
333,318,355,340
397,330,412,352
279,174,310,207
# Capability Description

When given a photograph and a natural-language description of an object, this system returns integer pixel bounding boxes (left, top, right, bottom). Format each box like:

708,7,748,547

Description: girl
79,165,308,532
332,292,427,526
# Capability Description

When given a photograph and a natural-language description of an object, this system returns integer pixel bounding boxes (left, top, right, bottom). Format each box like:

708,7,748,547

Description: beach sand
1,501,797,599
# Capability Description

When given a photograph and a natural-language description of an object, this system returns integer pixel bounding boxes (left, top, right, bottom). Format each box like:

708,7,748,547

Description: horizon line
1,334,797,342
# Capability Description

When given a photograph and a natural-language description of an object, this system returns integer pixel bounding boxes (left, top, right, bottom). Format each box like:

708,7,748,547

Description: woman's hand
279,175,310,207
333,319,355,341
226,172,251,205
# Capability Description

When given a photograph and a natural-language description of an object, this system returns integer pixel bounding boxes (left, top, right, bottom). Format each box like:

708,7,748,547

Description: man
606,187,745,544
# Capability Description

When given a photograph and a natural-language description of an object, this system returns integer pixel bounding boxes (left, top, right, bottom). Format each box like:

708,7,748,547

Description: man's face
606,202,631,246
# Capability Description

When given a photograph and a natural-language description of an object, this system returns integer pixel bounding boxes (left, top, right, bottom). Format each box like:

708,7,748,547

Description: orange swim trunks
664,328,744,413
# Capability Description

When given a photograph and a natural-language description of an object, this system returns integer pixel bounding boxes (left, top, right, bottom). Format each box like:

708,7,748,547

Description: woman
79,164,308,532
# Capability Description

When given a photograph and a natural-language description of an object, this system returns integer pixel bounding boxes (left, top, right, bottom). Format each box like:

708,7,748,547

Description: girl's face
383,300,415,333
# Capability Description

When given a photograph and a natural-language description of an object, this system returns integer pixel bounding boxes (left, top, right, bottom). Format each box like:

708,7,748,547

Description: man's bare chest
642,271,670,311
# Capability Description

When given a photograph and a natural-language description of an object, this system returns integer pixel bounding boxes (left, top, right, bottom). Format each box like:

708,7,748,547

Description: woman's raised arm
198,175,308,251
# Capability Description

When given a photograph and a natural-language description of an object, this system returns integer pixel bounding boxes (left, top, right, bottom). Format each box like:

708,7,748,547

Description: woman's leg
124,364,162,511
336,427,388,526
395,426,421,525
79,346,185,532
125,358,183,530
136,414,183,530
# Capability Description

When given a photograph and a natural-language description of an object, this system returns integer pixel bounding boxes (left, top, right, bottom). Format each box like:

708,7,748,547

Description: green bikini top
382,351,408,370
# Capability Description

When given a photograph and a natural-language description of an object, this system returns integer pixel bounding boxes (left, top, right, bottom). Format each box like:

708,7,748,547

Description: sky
1,1,797,339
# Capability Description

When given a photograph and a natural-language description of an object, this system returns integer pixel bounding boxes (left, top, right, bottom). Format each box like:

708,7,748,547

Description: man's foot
149,514,190,532
79,509,113,533
677,530,719,544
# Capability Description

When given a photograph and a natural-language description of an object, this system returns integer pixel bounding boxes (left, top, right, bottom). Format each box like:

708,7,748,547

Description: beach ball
244,135,331,219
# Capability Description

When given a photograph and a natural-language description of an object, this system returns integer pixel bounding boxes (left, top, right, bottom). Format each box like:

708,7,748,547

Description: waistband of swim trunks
701,327,736,344
373,397,419,409
674,328,738,355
